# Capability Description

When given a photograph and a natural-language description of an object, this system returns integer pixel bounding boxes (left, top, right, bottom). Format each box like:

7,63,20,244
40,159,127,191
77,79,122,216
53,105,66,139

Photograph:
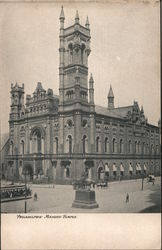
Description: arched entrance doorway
97,161,105,180
98,167,104,180
23,164,33,181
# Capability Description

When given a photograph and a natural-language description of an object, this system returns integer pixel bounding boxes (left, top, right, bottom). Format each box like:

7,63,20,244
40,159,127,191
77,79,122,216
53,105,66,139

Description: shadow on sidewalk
140,185,161,213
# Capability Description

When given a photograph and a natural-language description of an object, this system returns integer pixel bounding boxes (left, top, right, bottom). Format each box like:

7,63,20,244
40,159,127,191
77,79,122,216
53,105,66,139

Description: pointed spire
108,84,114,109
108,84,114,98
75,10,79,24
85,16,90,29
60,6,65,20
89,73,94,88
141,105,144,113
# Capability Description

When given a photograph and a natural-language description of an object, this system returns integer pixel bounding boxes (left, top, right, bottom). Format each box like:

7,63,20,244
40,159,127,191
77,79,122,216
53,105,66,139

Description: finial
85,16,90,29
75,10,79,24
89,73,94,82
60,6,65,20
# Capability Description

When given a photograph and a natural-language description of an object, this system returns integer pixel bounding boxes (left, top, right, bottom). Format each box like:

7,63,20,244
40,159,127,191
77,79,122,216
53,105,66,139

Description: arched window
128,140,132,153
151,144,154,155
104,137,108,152
10,141,14,155
143,142,146,154
68,135,72,154
21,140,25,155
66,167,70,178
83,135,87,154
68,44,73,64
138,141,141,154
96,136,100,153
81,44,85,64
135,141,138,154
55,137,58,154
146,144,149,154
112,138,116,153
64,167,70,178
119,139,124,153
156,145,159,154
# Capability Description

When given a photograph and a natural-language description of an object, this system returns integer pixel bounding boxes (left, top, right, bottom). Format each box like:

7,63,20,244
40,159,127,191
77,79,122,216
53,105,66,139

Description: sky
0,1,160,135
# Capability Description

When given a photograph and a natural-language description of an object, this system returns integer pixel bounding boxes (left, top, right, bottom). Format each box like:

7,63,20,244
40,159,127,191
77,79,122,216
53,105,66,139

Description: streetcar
1,184,32,203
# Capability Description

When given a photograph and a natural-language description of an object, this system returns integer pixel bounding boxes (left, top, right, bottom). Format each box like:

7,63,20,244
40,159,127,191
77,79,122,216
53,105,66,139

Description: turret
10,82,24,120
75,10,79,24
85,16,90,29
59,6,65,109
107,84,114,109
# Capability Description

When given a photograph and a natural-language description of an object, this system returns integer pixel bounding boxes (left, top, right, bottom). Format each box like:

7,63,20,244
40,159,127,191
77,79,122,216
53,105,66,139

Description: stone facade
6,7,161,183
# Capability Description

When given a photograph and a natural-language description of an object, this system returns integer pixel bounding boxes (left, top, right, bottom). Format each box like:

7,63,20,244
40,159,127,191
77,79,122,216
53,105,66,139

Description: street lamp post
141,173,144,191
24,168,27,213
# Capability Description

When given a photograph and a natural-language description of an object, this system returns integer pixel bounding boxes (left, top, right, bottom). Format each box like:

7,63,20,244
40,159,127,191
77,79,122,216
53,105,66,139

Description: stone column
33,158,36,179
29,139,32,154
74,112,81,153
41,138,44,154
46,119,51,154
25,126,29,154
42,159,45,175
89,114,95,153
58,114,64,153
88,168,92,179
101,118,104,154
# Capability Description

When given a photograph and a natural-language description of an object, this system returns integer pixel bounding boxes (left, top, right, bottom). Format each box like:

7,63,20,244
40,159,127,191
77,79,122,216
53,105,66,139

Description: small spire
60,6,65,20
85,16,90,29
89,73,94,88
108,84,114,98
89,73,94,82
141,106,144,113
75,10,79,24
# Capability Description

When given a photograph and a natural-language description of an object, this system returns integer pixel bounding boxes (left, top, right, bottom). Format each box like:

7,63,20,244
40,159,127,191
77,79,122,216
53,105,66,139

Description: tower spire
108,84,114,98
108,84,114,109
75,10,79,24
85,16,90,29
60,6,65,20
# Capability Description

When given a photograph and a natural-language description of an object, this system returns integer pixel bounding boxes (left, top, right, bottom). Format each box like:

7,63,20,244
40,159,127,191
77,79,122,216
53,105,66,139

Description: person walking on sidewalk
126,193,129,203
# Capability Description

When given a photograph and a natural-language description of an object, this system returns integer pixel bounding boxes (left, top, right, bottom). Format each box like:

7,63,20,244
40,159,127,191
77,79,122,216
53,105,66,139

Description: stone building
6,7,161,183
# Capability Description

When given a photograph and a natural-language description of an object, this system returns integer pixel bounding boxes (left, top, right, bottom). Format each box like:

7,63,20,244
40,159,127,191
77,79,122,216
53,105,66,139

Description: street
1,177,161,213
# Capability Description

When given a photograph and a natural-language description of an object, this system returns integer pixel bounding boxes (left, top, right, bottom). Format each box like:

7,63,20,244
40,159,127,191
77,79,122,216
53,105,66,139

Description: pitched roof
95,105,123,119
112,105,134,117
95,105,134,119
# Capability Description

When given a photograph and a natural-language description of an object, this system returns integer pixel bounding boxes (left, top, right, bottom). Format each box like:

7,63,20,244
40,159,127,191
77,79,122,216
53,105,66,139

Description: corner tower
58,7,91,112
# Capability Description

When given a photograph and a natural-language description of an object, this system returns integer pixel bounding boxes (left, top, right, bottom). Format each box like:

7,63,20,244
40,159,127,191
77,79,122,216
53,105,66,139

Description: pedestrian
126,193,129,203
34,192,38,201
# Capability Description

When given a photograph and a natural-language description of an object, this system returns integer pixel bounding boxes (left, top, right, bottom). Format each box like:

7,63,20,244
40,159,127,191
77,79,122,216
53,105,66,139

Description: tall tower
58,7,91,112
107,84,114,109
10,83,24,120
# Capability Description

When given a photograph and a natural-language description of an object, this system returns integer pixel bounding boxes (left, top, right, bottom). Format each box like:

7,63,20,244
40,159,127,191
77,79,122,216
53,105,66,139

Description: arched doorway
98,167,104,180
23,164,33,181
